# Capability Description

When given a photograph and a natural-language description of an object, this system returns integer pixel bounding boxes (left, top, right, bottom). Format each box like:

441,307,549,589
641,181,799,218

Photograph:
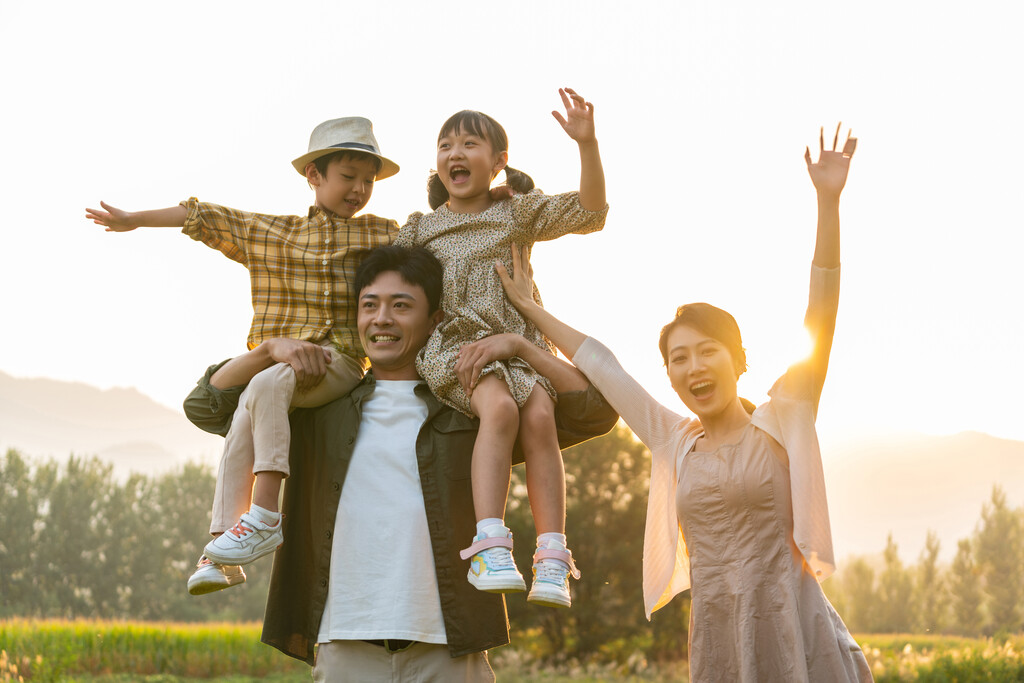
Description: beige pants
209,345,363,534
313,641,494,683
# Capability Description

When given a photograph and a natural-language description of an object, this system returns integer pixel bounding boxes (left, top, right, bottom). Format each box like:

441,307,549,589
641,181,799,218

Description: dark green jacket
199,372,618,664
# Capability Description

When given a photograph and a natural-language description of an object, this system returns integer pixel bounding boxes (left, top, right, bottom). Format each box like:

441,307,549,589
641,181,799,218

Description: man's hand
262,338,332,392
455,334,525,397
85,201,139,232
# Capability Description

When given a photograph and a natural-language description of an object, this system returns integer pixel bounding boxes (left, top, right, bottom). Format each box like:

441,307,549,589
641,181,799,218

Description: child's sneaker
203,511,283,565
527,539,581,608
187,554,246,595
459,524,526,593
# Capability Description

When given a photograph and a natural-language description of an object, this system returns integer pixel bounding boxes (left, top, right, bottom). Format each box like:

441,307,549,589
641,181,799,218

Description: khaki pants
313,641,494,683
209,345,363,534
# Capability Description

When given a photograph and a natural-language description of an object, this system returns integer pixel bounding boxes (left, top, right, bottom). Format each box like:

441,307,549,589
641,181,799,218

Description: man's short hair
355,245,443,313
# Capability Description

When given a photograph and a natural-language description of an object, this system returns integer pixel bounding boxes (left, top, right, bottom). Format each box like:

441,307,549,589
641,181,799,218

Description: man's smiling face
357,270,443,380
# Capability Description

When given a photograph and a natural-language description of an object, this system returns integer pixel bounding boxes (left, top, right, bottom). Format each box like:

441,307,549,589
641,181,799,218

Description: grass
5,620,1024,682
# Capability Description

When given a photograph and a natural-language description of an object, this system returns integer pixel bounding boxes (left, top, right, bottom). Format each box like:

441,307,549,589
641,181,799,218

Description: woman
456,127,872,681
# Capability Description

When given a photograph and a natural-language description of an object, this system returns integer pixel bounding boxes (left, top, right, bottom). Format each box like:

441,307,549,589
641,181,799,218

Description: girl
482,127,873,679
396,88,607,608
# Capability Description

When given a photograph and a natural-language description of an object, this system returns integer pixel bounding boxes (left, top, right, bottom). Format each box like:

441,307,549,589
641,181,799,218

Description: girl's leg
519,385,580,608
463,374,526,593
468,373,520,521
517,386,565,535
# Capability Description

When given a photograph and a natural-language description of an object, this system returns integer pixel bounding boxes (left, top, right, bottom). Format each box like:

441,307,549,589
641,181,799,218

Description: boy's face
311,155,378,218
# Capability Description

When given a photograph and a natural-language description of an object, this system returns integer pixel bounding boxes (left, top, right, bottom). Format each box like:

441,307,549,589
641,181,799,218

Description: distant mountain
2,371,1021,564
0,370,223,478
823,431,1024,563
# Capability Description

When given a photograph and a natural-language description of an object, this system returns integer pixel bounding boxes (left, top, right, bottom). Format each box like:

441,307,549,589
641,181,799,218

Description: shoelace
534,560,569,584
480,546,518,571
227,513,258,539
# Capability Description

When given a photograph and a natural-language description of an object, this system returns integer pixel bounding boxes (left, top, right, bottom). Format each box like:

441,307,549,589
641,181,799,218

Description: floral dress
397,190,607,416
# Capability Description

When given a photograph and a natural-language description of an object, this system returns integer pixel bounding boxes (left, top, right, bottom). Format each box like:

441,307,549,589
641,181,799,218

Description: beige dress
571,265,873,682
679,424,871,681
398,190,607,415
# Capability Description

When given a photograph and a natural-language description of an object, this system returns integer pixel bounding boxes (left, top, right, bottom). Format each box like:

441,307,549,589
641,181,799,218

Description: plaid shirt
181,198,398,359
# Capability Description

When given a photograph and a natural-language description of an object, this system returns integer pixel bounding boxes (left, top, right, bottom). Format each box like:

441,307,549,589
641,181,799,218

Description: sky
2,0,1023,456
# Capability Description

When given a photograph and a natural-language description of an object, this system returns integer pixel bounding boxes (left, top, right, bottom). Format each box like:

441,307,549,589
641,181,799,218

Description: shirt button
321,259,328,265
333,482,340,491
323,290,330,296
347,436,355,445
320,579,327,587
326,320,332,325
324,237,331,244
325,530,332,539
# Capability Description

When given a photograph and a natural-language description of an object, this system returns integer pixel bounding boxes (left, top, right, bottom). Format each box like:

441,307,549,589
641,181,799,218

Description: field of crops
3,619,1024,682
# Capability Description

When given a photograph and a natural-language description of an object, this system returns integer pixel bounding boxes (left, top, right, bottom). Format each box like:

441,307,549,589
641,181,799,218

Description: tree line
0,427,687,660
2,432,1021,660
823,486,1023,638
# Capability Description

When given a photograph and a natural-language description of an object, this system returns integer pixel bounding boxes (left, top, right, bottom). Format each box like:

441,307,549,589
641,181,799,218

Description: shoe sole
188,575,245,596
468,572,526,594
527,585,571,608
204,541,282,566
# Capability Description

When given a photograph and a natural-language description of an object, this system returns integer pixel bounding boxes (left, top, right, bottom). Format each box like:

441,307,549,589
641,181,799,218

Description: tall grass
5,620,1024,682
0,619,304,681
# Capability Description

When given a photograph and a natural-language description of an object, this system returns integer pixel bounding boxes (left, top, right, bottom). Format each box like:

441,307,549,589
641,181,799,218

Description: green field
3,619,1024,682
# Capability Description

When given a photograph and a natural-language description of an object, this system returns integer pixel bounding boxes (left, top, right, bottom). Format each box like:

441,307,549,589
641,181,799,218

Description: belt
363,639,416,653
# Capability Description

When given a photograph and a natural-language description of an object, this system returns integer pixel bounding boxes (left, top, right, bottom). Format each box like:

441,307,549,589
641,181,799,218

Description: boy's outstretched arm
209,338,332,392
552,87,606,211
85,201,187,232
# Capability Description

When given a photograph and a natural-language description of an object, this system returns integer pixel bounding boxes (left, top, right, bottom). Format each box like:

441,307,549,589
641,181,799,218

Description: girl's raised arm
552,87,606,211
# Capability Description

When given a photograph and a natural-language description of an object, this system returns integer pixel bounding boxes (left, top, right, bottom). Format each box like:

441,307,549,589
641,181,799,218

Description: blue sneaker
460,524,526,593
527,540,580,608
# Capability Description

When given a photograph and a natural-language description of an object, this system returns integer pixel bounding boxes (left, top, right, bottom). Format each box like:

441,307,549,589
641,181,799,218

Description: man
185,245,617,680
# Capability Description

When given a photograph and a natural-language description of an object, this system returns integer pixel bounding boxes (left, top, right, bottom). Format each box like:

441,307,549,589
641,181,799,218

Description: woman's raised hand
805,124,857,199
552,87,597,144
495,243,535,312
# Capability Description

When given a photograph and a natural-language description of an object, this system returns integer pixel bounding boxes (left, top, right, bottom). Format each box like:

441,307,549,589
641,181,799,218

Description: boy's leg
290,347,364,408
248,346,363,478
210,400,256,535
204,347,363,566
191,399,255,594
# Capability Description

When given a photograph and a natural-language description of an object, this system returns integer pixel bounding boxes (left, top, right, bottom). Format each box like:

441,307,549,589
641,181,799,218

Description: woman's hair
426,110,535,210
658,302,748,377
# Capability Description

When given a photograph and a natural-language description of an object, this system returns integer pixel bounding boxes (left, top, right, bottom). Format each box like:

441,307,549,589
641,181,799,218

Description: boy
86,117,400,594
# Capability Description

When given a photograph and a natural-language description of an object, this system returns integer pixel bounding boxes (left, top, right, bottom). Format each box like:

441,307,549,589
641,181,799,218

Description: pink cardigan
571,265,840,618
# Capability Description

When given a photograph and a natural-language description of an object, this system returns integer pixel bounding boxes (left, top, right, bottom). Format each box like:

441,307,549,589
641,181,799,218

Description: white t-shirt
317,380,447,644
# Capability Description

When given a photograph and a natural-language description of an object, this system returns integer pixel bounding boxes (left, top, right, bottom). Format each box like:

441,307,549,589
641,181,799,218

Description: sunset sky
2,0,1022,459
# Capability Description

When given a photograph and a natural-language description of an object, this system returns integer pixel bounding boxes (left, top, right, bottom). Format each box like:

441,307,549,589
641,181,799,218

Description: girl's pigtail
503,166,535,194
427,171,449,210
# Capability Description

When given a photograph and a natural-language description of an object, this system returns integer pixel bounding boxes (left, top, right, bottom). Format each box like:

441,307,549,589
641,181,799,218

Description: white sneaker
459,525,526,593
187,555,246,595
527,540,580,608
203,511,283,565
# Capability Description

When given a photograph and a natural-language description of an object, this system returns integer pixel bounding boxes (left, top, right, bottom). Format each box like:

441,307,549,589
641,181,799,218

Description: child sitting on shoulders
86,117,400,595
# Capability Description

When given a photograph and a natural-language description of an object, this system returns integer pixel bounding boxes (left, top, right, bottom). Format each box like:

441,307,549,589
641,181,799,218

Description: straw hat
291,117,399,179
